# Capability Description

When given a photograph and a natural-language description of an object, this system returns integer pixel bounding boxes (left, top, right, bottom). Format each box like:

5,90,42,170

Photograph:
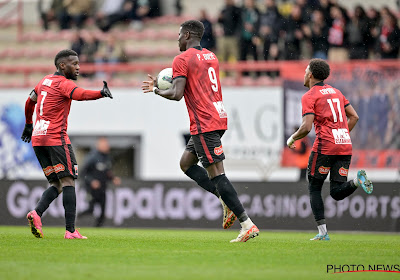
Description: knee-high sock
308,176,325,222
211,174,246,219
35,186,59,217
63,186,76,232
185,165,219,197
330,180,357,201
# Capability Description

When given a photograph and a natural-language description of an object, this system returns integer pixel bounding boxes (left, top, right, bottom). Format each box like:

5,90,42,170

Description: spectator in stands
259,0,283,62
80,32,99,63
70,30,85,56
303,9,329,59
239,0,260,76
277,0,292,19
95,33,127,78
347,6,369,60
128,0,150,30
80,32,99,78
282,4,304,60
175,0,183,16
37,0,52,30
96,0,149,32
47,0,69,30
63,0,94,29
327,5,348,61
295,0,313,23
366,7,381,58
95,0,125,32
199,10,216,51
217,0,242,64
378,13,400,59
318,0,333,27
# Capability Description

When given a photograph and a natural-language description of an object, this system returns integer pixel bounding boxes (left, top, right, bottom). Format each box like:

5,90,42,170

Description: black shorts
308,151,351,182
33,145,78,183
186,130,226,168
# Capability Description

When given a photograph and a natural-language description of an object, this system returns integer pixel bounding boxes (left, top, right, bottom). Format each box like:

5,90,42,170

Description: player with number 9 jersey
141,20,259,242
172,46,227,135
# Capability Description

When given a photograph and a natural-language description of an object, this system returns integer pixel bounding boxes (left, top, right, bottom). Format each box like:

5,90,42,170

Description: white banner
0,87,283,181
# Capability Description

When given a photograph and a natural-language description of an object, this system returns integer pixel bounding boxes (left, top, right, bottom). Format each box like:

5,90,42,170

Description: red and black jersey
301,82,352,155
172,46,228,135
29,73,102,146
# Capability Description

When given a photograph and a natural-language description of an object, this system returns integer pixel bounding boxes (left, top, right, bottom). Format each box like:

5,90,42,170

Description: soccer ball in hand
157,68,173,90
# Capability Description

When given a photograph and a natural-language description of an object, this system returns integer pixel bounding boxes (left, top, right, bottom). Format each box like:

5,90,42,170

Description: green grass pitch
0,226,399,280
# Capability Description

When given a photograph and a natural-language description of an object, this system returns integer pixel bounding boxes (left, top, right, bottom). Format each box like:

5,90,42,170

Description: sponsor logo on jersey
43,164,65,176
318,166,330,174
213,101,227,118
214,145,223,156
319,88,336,95
339,167,348,176
332,128,352,144
32,119,50,136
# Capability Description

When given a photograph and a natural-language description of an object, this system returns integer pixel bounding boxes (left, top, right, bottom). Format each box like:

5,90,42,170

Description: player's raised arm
141,74,186,101
21,90,38,143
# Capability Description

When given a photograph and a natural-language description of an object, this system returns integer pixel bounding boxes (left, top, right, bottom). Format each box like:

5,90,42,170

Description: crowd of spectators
37,0,399,72
38,0,156,31
215,0,400,65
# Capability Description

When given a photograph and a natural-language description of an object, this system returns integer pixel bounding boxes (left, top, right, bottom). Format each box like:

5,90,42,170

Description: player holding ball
142,20,259,242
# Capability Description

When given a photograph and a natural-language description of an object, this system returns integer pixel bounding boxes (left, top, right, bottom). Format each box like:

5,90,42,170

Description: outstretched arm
71,81,113,101
142,74,186,101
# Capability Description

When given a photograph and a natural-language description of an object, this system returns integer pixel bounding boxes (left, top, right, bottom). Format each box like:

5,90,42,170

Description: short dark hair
309,58,330,81
181,20,204,39
54,49,78,68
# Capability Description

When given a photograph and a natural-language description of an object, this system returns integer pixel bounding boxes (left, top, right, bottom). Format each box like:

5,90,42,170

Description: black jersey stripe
70,87,78,99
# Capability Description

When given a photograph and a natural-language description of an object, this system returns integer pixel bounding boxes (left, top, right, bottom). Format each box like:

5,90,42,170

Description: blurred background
0,0,399,232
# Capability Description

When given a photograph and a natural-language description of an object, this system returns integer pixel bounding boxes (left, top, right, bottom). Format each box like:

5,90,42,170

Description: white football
157,68,173,90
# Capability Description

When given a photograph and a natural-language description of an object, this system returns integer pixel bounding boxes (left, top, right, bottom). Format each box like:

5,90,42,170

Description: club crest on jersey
339,167,348,176
318,166,330,174
214,145,224,156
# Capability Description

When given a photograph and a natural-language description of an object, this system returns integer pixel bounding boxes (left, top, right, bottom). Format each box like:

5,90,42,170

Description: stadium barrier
0,60,399,88
1,180,399,232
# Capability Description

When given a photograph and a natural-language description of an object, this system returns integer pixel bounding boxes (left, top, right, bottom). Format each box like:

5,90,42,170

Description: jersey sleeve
342,92,350,107
61,79,79,99
301,92,315,116
172,55,188,79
